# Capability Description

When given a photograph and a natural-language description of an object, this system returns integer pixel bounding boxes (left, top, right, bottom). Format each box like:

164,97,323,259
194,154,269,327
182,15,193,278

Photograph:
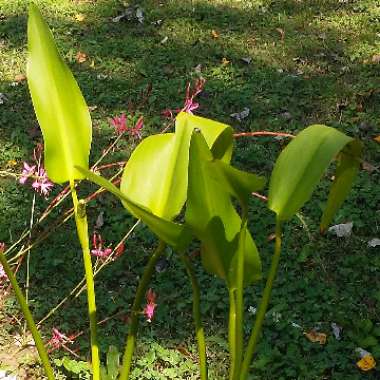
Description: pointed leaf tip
27,5,92,183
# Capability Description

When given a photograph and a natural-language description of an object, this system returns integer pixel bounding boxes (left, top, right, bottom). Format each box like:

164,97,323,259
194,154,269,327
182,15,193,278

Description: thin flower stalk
119,240,166,380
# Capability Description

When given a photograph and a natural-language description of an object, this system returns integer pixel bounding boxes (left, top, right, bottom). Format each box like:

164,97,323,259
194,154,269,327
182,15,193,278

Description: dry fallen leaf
14,73,26,83
6,160,17,168
368,238,380,248
76,51,87,64
211,29,219,38
95,211,104,230
357,354,376,371
328,222,353,238
221,57,230,65
331,322,342,340
74,13,85,22
230,107,250,122
0,93,7,105
374,135,380,143
362,161,377,173
276,27,285,40
304,330,327,345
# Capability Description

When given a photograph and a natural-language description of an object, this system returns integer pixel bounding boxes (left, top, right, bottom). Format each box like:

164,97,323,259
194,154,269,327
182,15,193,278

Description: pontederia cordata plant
0,4,363,380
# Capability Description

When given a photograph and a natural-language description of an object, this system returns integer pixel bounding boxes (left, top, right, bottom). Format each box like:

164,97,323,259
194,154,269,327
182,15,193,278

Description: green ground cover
0,0,379,378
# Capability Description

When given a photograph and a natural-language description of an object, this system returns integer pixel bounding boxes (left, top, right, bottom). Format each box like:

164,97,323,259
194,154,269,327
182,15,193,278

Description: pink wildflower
0,265,7,281
48,328,73,350
161,109,174,118
143,288,157,323
161,78,206,118
32,167,54,197
130,116,143,139
91,232,112,258
19,162,36,184
181,78,205,114
0,243,7,281
109,113,128,135
19,146,54,197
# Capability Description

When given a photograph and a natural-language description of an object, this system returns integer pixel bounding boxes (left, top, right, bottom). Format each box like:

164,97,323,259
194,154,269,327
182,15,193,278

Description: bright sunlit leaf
268,125,360,225
27,4,92,183
120,112,232,220
76,167,191,251
185,131,261,287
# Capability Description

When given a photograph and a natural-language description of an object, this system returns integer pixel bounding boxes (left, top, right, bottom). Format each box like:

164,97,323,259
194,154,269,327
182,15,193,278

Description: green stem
240,221,283,380
234,215,248,379
119,240,166,380
180,253,208,380
228,287,237,380
70,180,100,380
0,252,55,380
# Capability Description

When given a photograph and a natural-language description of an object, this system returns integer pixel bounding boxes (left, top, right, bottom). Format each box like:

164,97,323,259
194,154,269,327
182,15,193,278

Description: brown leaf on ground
221,57,230,65
276,27,285,40
74,13,86,22
374,135,380,143
304,330,327,345
14,74,26,82
211,29,219,38
371,54,380,63
76,51,87,64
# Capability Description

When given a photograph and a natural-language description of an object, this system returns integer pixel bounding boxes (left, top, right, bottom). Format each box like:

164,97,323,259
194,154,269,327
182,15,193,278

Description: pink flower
143,288,157,323
48,328,73,350
109,113,127,135
181,78,205,114
130,116,143,139
161,109,174,118
91,232,112,258
0,243,7,281
32,167,54,197
161,78,206,118
0,265,7,281
19,162,36,184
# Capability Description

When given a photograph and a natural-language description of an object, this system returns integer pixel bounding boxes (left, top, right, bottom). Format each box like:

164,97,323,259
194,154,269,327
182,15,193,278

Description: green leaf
206,160,266,209
106,346,120,380
268,125,355,221
320,139,362,232
359,336,378,348
27,5,92,184
185,131,261,287
75,167,191,251
120,112,232,220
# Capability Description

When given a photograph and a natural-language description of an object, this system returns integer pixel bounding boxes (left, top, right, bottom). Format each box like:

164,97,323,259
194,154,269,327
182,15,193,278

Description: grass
0,0,380,378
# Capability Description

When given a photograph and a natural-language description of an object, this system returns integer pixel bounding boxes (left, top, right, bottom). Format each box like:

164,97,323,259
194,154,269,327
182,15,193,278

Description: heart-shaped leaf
120,112,232,220
27,5,92,184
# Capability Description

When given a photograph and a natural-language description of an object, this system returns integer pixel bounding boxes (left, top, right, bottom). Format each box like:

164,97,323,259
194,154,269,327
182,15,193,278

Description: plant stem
180,253,208,380
228,287,237,380
0,252,55,380
240,221,283,380
25,192,36,336
70,180,100,380
233,217,247,380
119,240,166,380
